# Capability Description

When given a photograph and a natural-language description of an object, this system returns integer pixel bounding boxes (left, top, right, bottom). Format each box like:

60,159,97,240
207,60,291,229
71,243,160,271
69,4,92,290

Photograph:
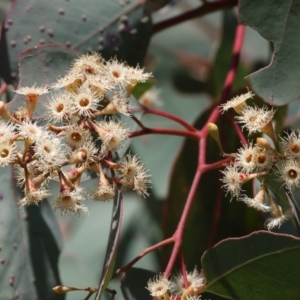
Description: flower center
245,154,252,163
44,146,51,153
1,149,9,158
112,71,120,78
257,154,266,164
62,196,71,202
290,144,300,153
71,132,81,141
84,66,94,74
288,169,298,179
79,98,89,107
56,103,64,112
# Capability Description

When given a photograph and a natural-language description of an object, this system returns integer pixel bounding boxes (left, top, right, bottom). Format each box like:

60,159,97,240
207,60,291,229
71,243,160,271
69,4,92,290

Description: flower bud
256,137,274,151
207,123,224,154
53,285,72,294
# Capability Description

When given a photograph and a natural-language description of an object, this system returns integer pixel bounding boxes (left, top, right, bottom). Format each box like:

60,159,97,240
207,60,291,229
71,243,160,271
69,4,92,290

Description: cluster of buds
146,268,205,300
0,53,153,215
216,91,300,230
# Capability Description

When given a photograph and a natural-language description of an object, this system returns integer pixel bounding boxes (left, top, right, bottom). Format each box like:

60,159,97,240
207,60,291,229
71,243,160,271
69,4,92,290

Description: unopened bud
256,137,273,151
53,285,72,294
0,101,13,120
260,122,279,151
269,198,284,219
207,123,224,154
254,188,265,204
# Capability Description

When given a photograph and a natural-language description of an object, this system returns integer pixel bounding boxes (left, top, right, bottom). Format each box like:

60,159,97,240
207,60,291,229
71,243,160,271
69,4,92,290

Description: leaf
201,231,300,299
239,0,300,106
0,166,64,300
121,268,155,300
0,0,11,24
7,44,78,117
131,79,156,100
0,0,152,83
95,190,123,300
144,0,172,13
172,66,206,93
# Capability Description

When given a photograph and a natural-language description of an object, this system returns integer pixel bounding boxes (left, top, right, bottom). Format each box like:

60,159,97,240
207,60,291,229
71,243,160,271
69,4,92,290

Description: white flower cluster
219,92,300,230
0,53,153,215
146,268,205,300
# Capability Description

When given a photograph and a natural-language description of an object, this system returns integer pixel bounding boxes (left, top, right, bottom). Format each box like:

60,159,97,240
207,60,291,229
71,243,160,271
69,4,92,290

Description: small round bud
53,285,72,294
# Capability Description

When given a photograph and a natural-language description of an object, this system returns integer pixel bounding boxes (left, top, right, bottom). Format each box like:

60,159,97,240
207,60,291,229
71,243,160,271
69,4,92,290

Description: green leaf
239,0,300,106
131,80,156,100
202,231,300,299
172,66,206,94
0,0,152,83
0,166,64,300
121,268,155,300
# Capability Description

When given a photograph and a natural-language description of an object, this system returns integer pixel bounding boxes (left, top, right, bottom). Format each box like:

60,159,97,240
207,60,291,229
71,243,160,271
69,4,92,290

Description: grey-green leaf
7,44,77,118
239,0,300,106
0,0,152,83
0,166,64,300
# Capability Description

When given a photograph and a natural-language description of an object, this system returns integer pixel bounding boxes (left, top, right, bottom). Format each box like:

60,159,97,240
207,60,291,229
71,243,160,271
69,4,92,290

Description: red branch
153,0,238,34
0,83,8,97
129,128,199,140
142,106,197,132
164,23,246,275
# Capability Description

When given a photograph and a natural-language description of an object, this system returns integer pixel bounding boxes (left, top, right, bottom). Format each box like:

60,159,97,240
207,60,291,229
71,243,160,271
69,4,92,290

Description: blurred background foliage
3,0,300,299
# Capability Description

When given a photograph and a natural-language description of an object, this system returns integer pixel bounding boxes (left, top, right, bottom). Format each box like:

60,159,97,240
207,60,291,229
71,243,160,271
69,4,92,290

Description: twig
129,127,199,140
142,106,198,132
113,237,174,278
0,83,8,97
153,0,237,34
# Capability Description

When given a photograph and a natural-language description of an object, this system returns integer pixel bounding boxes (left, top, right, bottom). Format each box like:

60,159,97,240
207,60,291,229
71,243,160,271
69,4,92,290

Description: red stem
129,128,199,140
0,83,8,97
165,163,202,276
142,106,197,132
164,23,245,276
153,0,237,34
207,177,222,247
207,24,246,248
218,24,246,106
179,253,189,289
201,157,232,172
113,237,174,278
229,113,247,145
